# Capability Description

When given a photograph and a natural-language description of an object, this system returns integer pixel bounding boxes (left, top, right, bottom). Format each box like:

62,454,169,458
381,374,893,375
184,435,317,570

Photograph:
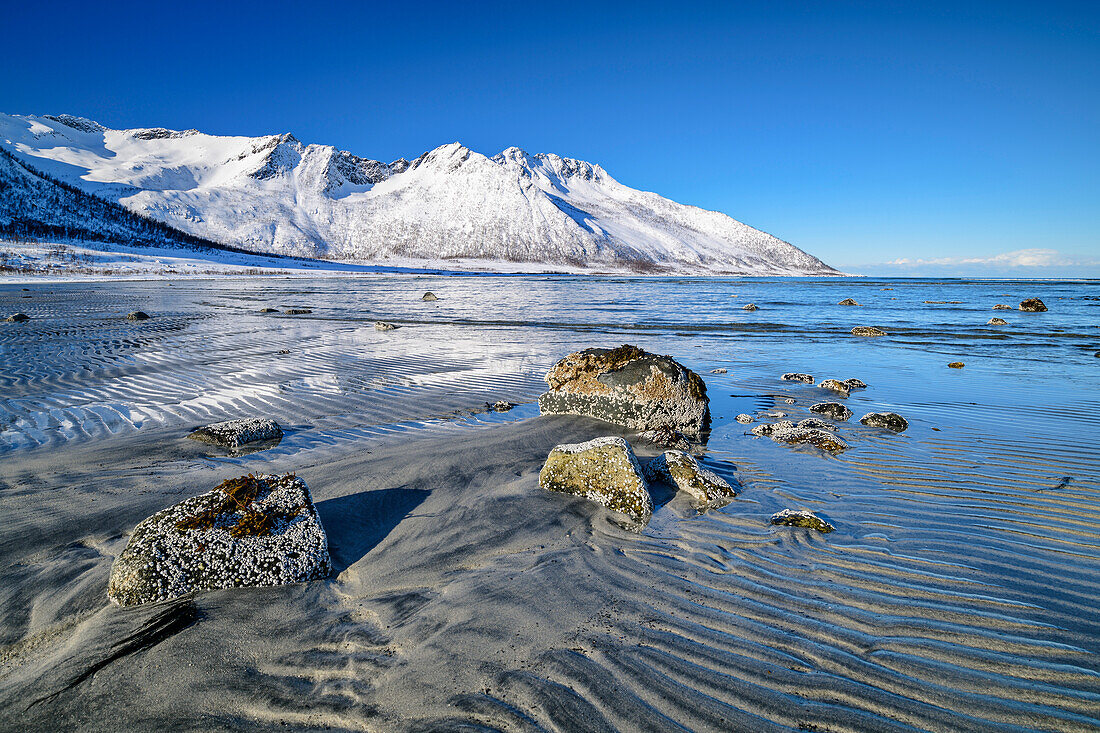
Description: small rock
538,345,709,436
838,298,860,306
859,412,909,432
993,304,1011,310
539,437,653,526
924,300,946,304
107,473,332,606
375,321,399,331
422,292,439,301
742,303,758,311
988,318,1008,325
735,414,754,424
1020,298,1047,312
643,450,737,506
818,379,851,397
781,372,814,383
276,349,291,355
948,362,965,369
761,410,788,418
770,509,834,533
640,426,691,451
809,402,853,421
260,307,279,313
487,400,516,412
796,417,831,430
752,420,847,453
5,313,29,322
187,418,283,449
283,308,312,315
851,326,887,337
710,368,727,374
843,378,867,389
126,311,150,321
784,398,796,404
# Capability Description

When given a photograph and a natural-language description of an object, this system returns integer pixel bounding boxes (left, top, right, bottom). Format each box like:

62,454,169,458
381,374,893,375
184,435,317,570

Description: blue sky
2,1,1097,275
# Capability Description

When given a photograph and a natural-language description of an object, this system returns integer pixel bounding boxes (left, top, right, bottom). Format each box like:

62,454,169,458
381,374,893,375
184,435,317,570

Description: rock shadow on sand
316,488,430,572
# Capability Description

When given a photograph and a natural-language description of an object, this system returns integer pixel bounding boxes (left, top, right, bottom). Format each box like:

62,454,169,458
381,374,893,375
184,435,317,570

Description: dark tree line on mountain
0,147,264,256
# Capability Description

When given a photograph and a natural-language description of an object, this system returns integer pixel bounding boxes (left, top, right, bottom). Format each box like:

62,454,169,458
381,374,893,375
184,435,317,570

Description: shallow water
1,275,1098,731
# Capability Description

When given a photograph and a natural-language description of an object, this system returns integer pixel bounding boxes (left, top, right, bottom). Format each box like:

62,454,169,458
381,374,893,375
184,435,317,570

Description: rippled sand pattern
1,276,1097,732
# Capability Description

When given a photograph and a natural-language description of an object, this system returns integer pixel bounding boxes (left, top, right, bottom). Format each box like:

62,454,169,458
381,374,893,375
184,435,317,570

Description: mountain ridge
0,113,838,275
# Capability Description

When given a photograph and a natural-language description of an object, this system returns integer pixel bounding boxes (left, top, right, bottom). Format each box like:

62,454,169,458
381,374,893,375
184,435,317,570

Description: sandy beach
2,275,1098,731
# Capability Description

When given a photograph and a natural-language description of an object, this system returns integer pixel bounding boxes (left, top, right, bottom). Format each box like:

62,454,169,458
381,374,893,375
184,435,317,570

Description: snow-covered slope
0,113,837,274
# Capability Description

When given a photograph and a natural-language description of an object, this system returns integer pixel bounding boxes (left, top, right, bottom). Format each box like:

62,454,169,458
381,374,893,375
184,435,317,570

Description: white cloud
885,248,1095,268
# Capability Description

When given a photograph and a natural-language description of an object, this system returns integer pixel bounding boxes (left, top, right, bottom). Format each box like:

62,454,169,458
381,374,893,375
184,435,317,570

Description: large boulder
538,345,709,436
643,450,737,506
188,418,283,449
1020,298,1047,312
108,474,332,606
539,437,653,526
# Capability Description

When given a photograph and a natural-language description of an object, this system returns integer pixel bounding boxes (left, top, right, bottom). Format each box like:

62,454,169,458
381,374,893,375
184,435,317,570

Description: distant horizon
3,0,1096,276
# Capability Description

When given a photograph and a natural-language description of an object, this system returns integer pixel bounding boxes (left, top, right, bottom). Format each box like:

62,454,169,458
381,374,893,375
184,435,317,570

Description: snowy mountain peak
0,112,838,274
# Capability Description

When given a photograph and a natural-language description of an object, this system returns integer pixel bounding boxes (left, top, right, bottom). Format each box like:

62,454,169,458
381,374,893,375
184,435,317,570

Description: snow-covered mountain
0,113,837,274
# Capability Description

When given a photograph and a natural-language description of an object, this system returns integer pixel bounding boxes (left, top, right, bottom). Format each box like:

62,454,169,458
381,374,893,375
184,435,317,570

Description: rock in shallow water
5,313,29,322
539,437,652,526
640,426,691,451
838,298,859,306
644,450,737,506
126,311,150,321
988,317,1008,325
259,307,278,313
742,303,758,311
487,400,516,412
538,345,709,436
818,379,851,397
851,326,887,337
809,402,853,420
843,378,867,389
993,304,1011,310
948,361,965,369
781,372,814,383
108,473,332,606
770,509,835,533
751,420,848,453
859,412,909,432
421,291,439,301
188,418,283,449
283,308,312,315
375,321,399,331
735,414,754,424
1020,298,1047,312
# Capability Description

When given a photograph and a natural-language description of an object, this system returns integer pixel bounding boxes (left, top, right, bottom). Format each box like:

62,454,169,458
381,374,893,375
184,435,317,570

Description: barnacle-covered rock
948,361,965,369
742,303,758,311
644,450,737,506
851,326,887,337
108,474,332,606
538,437,652,526
770,509,834,533
538,345,709,436
1019,298,1047,312
640,426,692,451
809,402,853,421
5,313,29,323
796,417,832,430
859,412,909,432
126,311,150,321
781,372,814,384
283,308,312,315
988,317,1008,325
818,379,851,397
259,307,279,313
993,304,1011,310
421,291,439,301
838,298,859,306
735,414,754,424
487,400,516,412
188,418,283,449
375,321,399,331
843,378,867,389
751,420,847,453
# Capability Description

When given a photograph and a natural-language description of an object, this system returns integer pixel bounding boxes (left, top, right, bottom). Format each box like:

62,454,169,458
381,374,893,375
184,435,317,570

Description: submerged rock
859,412,909,432
375,321,399,331
188,418,283,449
5,313,29,322
539,437,652,526
742,303,758,311
796,417,831,430
644,450,737,506
640,426,691,451
710,368,727,374
538,345,709,436
421,292,439,301
126,311,150,321
1020,298,1047,312
948,362,965,369
283,308,312,315
735,414,754,424
843,378,867,389
781,372,814,384
818,379,851,397
838,298,860,306
993,304,1011,310
988,317,1008,325
487,400,516,412
752,420,847,453
260,307,279,313
108,473,332,606
770,509,834,533
809,402,853,421
851,326,887,337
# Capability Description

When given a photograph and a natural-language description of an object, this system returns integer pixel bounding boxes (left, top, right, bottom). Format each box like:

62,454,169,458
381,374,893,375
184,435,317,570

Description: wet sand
1,276,1098,731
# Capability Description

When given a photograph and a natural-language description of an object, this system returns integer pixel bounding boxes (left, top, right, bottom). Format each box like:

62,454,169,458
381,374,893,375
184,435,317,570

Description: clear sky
3,0,1097,275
